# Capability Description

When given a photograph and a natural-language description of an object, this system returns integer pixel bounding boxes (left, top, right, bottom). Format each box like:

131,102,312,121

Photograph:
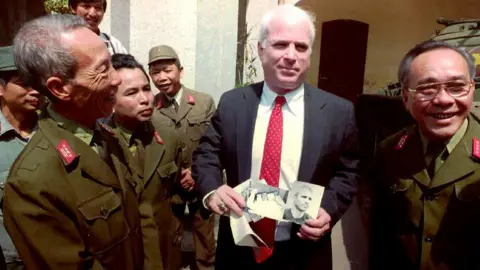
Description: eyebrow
416,75,469,85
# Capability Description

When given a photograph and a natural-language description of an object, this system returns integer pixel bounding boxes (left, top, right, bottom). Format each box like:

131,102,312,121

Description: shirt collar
420,118,469,154
260,83,304,116
115,121,134,146
165,87,183,106
47,105,95,145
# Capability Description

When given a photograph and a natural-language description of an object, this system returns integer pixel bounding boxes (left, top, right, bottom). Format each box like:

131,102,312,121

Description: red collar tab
154,131,164,144
395,134,409,150
472,138,480,160
56,139,76,165
187,94,195,105
156,99,163,109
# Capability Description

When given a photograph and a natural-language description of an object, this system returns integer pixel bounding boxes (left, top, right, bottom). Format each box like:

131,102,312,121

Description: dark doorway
318,20,369,103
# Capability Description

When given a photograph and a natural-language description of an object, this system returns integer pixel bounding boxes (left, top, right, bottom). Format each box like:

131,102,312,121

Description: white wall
100,0,238,102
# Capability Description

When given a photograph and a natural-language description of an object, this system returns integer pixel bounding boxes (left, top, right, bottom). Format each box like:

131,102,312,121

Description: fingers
297,208,331,241
217,189,243,216
206,185,244,216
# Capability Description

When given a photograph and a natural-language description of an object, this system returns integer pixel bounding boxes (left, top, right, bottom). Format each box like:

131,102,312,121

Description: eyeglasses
408,80,472,101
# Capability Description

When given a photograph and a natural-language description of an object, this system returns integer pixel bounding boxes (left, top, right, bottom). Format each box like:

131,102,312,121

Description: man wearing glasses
368,40,480,270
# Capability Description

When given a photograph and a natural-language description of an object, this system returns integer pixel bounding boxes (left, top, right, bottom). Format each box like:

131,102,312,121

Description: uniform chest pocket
77,188,129,255
455,179,480,204
186,116,209,141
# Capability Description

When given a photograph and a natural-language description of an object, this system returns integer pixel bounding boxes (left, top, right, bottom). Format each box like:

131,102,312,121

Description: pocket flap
157,161,178,178
77,189,121,221
455,180,480,202
186,116,207,125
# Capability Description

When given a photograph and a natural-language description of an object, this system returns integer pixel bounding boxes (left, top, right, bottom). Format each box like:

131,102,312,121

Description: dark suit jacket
192,82,361,270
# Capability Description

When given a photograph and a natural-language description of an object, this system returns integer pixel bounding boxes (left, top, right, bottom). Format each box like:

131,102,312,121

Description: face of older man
114,67,154,126
258,16,311,93
402,48,474,141
62,27,121,118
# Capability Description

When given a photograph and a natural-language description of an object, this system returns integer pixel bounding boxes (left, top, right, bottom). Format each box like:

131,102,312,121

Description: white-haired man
192,4,361,269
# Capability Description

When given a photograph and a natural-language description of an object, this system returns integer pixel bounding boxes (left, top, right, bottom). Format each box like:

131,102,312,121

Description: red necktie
251,95,286,263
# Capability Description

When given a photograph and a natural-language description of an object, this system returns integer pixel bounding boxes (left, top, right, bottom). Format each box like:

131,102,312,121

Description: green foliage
235,25,259,88
44,0,71,14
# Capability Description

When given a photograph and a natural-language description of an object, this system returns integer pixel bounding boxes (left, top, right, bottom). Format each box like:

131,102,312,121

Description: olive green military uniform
2,108,162,270
108,118,186,270
369,115,480,270
153,87,216,270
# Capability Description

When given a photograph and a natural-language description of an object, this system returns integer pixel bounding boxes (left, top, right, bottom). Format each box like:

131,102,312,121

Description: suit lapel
297,84,327,183
144,123,166,184
431,116,480,188
38,116,120,189
176,88,193,122
237,82,263,182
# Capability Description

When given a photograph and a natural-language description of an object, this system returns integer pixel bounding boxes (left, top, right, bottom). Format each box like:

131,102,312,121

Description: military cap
0,46,16,72
148,45,181,66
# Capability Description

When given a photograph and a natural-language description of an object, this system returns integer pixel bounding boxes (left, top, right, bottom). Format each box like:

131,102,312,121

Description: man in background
0,46,42,270
149,44,216,270
69,0,127,55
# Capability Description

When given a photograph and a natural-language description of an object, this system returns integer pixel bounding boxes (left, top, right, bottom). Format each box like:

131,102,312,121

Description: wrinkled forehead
62,28,109,66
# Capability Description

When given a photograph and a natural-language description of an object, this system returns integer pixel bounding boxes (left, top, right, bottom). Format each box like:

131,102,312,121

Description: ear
401,87,411,111
179,66,184,79
257,42,264,59
46,77,72,101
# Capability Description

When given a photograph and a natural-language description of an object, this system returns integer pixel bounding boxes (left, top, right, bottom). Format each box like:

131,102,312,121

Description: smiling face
113,67,154,127
149,60,183,97
258,15,311,94
402,48,474,141
70,0,105,33
0,73,43,112
61,27,121,119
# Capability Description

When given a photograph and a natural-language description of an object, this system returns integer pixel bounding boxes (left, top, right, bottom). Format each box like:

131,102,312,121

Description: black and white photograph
282,182,324,224
244,181,288,221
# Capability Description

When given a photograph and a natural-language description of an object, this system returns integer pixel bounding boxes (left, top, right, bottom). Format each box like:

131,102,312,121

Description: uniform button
176,122,181,128
424,236,434,243
100,206,109,217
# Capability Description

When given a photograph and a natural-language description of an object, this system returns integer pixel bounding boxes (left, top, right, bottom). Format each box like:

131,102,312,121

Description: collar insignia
187,94,195,105
154,131,164,144
56,139,76,165
395,134,409,150
472,138,480,160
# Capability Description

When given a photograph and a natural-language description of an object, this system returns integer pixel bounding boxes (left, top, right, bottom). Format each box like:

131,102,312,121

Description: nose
138,91,149,104
432,88,455,106
285,44,296,60
87,7,97,17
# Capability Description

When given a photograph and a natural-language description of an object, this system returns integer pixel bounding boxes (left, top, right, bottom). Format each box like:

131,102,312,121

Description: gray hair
398,40,476,88
13,14,87,101
259,5,316,49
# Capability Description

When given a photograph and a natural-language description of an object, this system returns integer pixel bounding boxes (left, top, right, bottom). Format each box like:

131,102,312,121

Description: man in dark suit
192,5,361,270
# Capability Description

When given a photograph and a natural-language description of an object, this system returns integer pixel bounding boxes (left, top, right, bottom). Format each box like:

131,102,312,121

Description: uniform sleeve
3,176,104,270
205,96,216,122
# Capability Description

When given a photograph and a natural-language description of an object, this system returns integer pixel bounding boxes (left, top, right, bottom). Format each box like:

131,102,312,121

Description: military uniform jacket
370,115,480,270
152,87,215,202
108,119,185,269
2,113,149,270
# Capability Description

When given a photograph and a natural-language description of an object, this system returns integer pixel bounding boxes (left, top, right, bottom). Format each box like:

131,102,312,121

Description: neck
1,104,37,136
51,103,97,130
265,81,300,95
113,114,141,132
290,207,305,218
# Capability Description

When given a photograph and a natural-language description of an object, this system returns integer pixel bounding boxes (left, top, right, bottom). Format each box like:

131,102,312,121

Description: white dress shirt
250,83,305,241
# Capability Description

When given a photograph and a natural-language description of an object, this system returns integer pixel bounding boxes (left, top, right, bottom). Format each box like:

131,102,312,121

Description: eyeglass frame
406,79,474,101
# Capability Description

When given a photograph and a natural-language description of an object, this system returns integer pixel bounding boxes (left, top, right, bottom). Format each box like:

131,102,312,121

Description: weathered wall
297,0,480,93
